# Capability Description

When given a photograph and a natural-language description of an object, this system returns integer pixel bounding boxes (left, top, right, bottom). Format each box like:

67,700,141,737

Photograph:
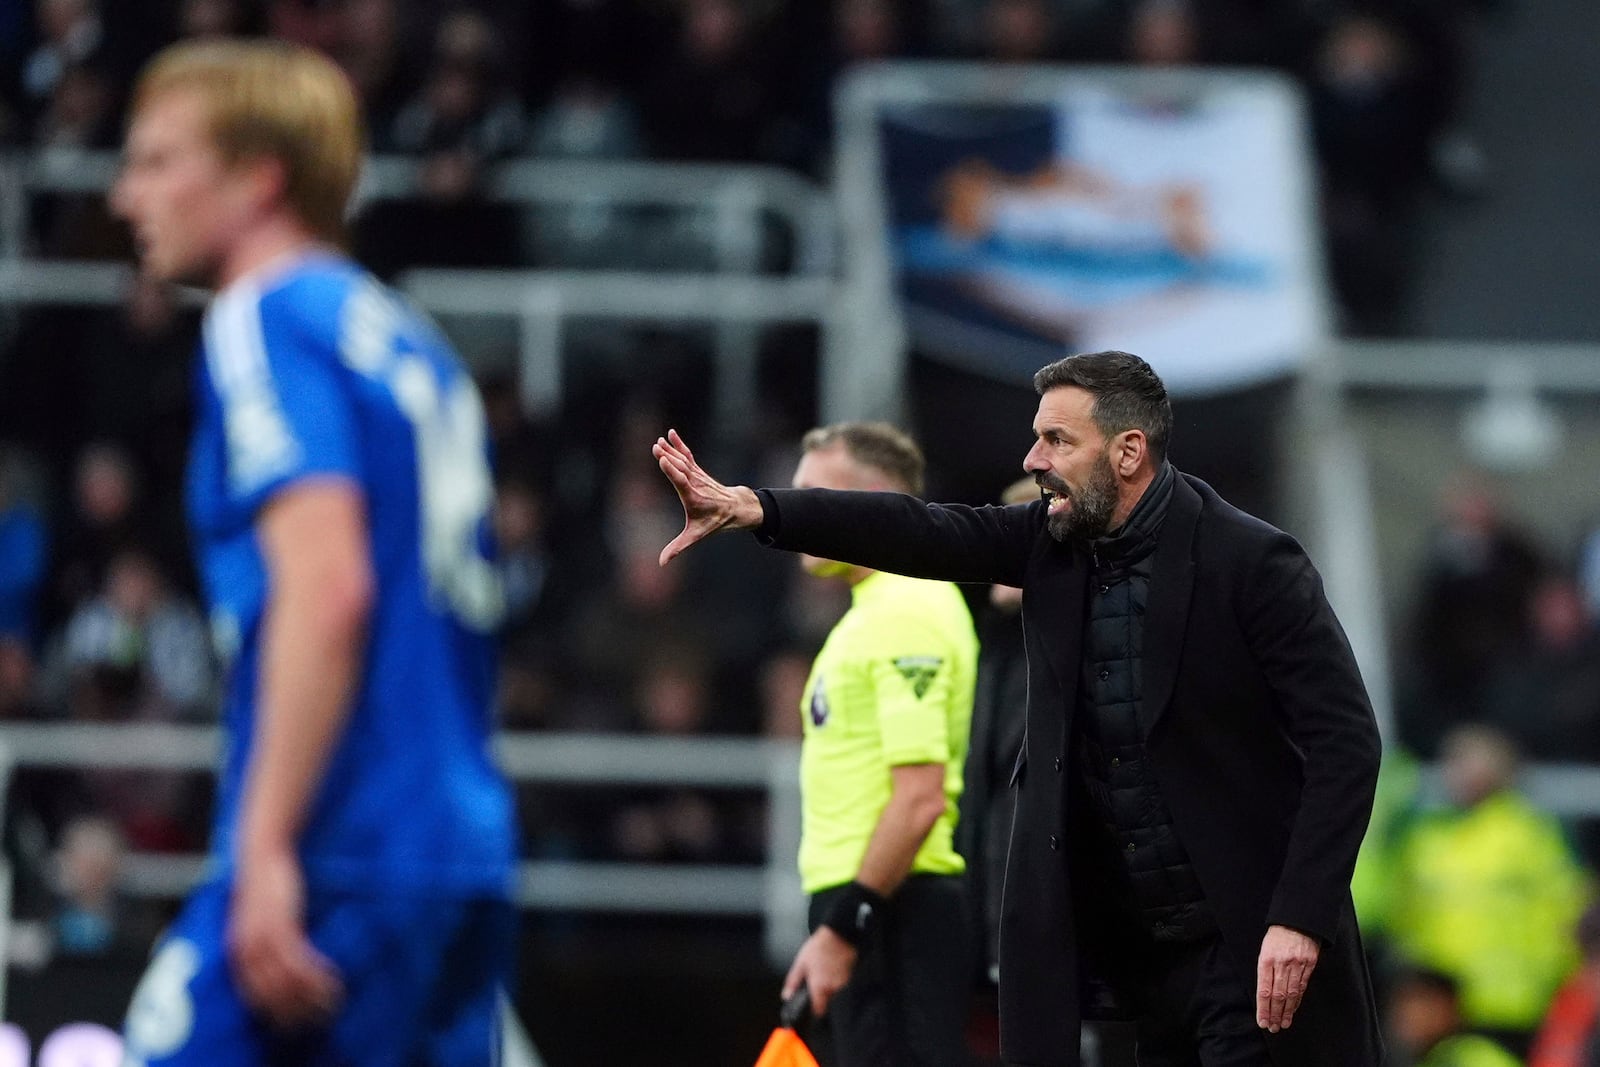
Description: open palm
653,429,764,565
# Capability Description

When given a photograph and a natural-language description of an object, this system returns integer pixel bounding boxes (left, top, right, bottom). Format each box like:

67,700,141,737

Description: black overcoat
757,472,1383,1067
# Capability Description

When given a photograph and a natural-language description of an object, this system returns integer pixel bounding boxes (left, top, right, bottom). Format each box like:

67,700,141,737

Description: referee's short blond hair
800,422,925,496
131,39,363,246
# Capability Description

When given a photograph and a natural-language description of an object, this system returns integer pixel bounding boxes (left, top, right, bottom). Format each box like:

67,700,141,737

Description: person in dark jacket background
653,349,1383,1066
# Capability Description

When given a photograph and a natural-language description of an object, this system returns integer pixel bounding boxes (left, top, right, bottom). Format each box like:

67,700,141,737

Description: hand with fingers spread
227,847,344,1029
1256,924,1319,1034
652,428,765,565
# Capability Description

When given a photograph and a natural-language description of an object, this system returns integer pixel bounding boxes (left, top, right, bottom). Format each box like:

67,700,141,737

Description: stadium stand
2,1,1599,1064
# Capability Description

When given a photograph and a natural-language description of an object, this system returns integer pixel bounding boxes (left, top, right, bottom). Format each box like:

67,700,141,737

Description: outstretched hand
653,429,765,565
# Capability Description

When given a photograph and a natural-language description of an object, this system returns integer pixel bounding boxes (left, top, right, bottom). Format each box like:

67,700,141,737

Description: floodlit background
2,0,1599,1063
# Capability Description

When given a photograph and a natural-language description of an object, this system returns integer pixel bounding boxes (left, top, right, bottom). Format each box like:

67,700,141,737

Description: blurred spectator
50,546,213,720
494,478,553,637
45,443,155,628
1529,902,1600,1067
1123,0,1201,67
45,815,158,959
19,0,104,130
766,0,916,174
607,650,737,863
0,450,48,643
1307,11,1435,333
641,0,777,163
26,40,123,256
1481,576,1600,764
1578,521,1600,625
386,8,526,172
0,280,194,526
330,0,410,128
525,74,644,262
1349,747,1421,944
356,7,524,274
978,0,1061,63
833,0,910,65
497,637,562,731
31,57,112,147
758,645,811,741
73,276,198,513
0,635,43,719
782,562,853,651
529,75,641,161
1400,473,1545,756
175,0,267,40
1388,726,1590,1056
477,372,559,502
264,0,333,49
1389,966,1521,1067
566,468,710,703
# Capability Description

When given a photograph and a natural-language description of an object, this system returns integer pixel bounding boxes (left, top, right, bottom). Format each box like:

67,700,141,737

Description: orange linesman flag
753,987,820,1067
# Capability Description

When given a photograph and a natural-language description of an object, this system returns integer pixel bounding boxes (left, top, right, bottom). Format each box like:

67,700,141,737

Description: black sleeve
1243,534,1382,943
754,488,1040,588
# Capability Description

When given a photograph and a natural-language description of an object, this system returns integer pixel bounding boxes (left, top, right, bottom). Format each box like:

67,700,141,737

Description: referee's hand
782,927,858,1018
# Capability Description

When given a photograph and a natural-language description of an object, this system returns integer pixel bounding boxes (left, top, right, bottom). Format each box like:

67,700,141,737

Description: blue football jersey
186,252,515,897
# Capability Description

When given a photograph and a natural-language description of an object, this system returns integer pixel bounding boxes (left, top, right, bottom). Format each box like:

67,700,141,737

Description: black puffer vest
1076,463,1215,943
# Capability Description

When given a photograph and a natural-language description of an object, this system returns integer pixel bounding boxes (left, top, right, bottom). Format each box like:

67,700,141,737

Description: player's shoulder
259,252,368,328
208,252,359,341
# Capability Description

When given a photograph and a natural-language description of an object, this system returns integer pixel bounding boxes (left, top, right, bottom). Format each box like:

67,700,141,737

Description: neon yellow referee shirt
798,570,978,894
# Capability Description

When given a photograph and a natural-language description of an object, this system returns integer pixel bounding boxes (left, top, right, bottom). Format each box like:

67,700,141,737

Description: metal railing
0,150,835,274
0,725,806,970
1302,338,1600,747
0,149,845,429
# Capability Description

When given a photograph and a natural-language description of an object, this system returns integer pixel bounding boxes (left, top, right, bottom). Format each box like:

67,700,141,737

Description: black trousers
808,874,972,1067
1130,934,1273,1067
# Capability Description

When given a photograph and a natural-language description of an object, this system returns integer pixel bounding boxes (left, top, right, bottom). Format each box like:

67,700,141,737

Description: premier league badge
809,677,830,727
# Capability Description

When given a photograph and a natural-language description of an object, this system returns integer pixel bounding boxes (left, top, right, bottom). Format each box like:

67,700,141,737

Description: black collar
1092,461,1174,564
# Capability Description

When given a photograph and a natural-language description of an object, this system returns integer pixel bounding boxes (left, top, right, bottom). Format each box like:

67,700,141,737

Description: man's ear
234,154,288,216
1115,430,1147,477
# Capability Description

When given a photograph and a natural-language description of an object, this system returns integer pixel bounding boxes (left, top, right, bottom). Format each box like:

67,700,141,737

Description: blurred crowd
1355,470,1600,1064
1,0,1505,327
9,1,1600,1063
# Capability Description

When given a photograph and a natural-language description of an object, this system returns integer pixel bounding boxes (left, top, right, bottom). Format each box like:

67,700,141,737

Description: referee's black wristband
822,881,888,948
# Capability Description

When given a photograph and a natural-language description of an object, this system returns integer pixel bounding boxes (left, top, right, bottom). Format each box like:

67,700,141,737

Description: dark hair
1033,350,1172,464
801,421,925,496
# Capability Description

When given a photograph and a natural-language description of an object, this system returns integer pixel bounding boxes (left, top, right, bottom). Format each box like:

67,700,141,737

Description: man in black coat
654,350,1383,1067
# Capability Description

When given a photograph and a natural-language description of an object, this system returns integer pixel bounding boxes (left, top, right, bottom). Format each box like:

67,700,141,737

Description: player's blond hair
131,39,362,245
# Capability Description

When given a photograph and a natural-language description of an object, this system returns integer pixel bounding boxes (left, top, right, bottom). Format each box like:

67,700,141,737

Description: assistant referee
778,423,978,1067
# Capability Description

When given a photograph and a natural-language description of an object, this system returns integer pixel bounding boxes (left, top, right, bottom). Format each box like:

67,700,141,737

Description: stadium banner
841,65,1329,396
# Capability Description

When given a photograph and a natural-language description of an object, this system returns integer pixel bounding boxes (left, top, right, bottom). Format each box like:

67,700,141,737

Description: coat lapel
1139,474,1200,737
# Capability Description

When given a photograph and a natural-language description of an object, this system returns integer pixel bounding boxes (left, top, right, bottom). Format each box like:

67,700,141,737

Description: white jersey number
342,283,504,633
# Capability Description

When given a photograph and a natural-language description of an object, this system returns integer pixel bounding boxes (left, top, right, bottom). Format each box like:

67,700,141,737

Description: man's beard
1043,456,1119,544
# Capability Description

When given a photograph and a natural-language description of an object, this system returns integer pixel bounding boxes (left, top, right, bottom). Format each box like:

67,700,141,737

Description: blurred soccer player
111,40,517,1066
